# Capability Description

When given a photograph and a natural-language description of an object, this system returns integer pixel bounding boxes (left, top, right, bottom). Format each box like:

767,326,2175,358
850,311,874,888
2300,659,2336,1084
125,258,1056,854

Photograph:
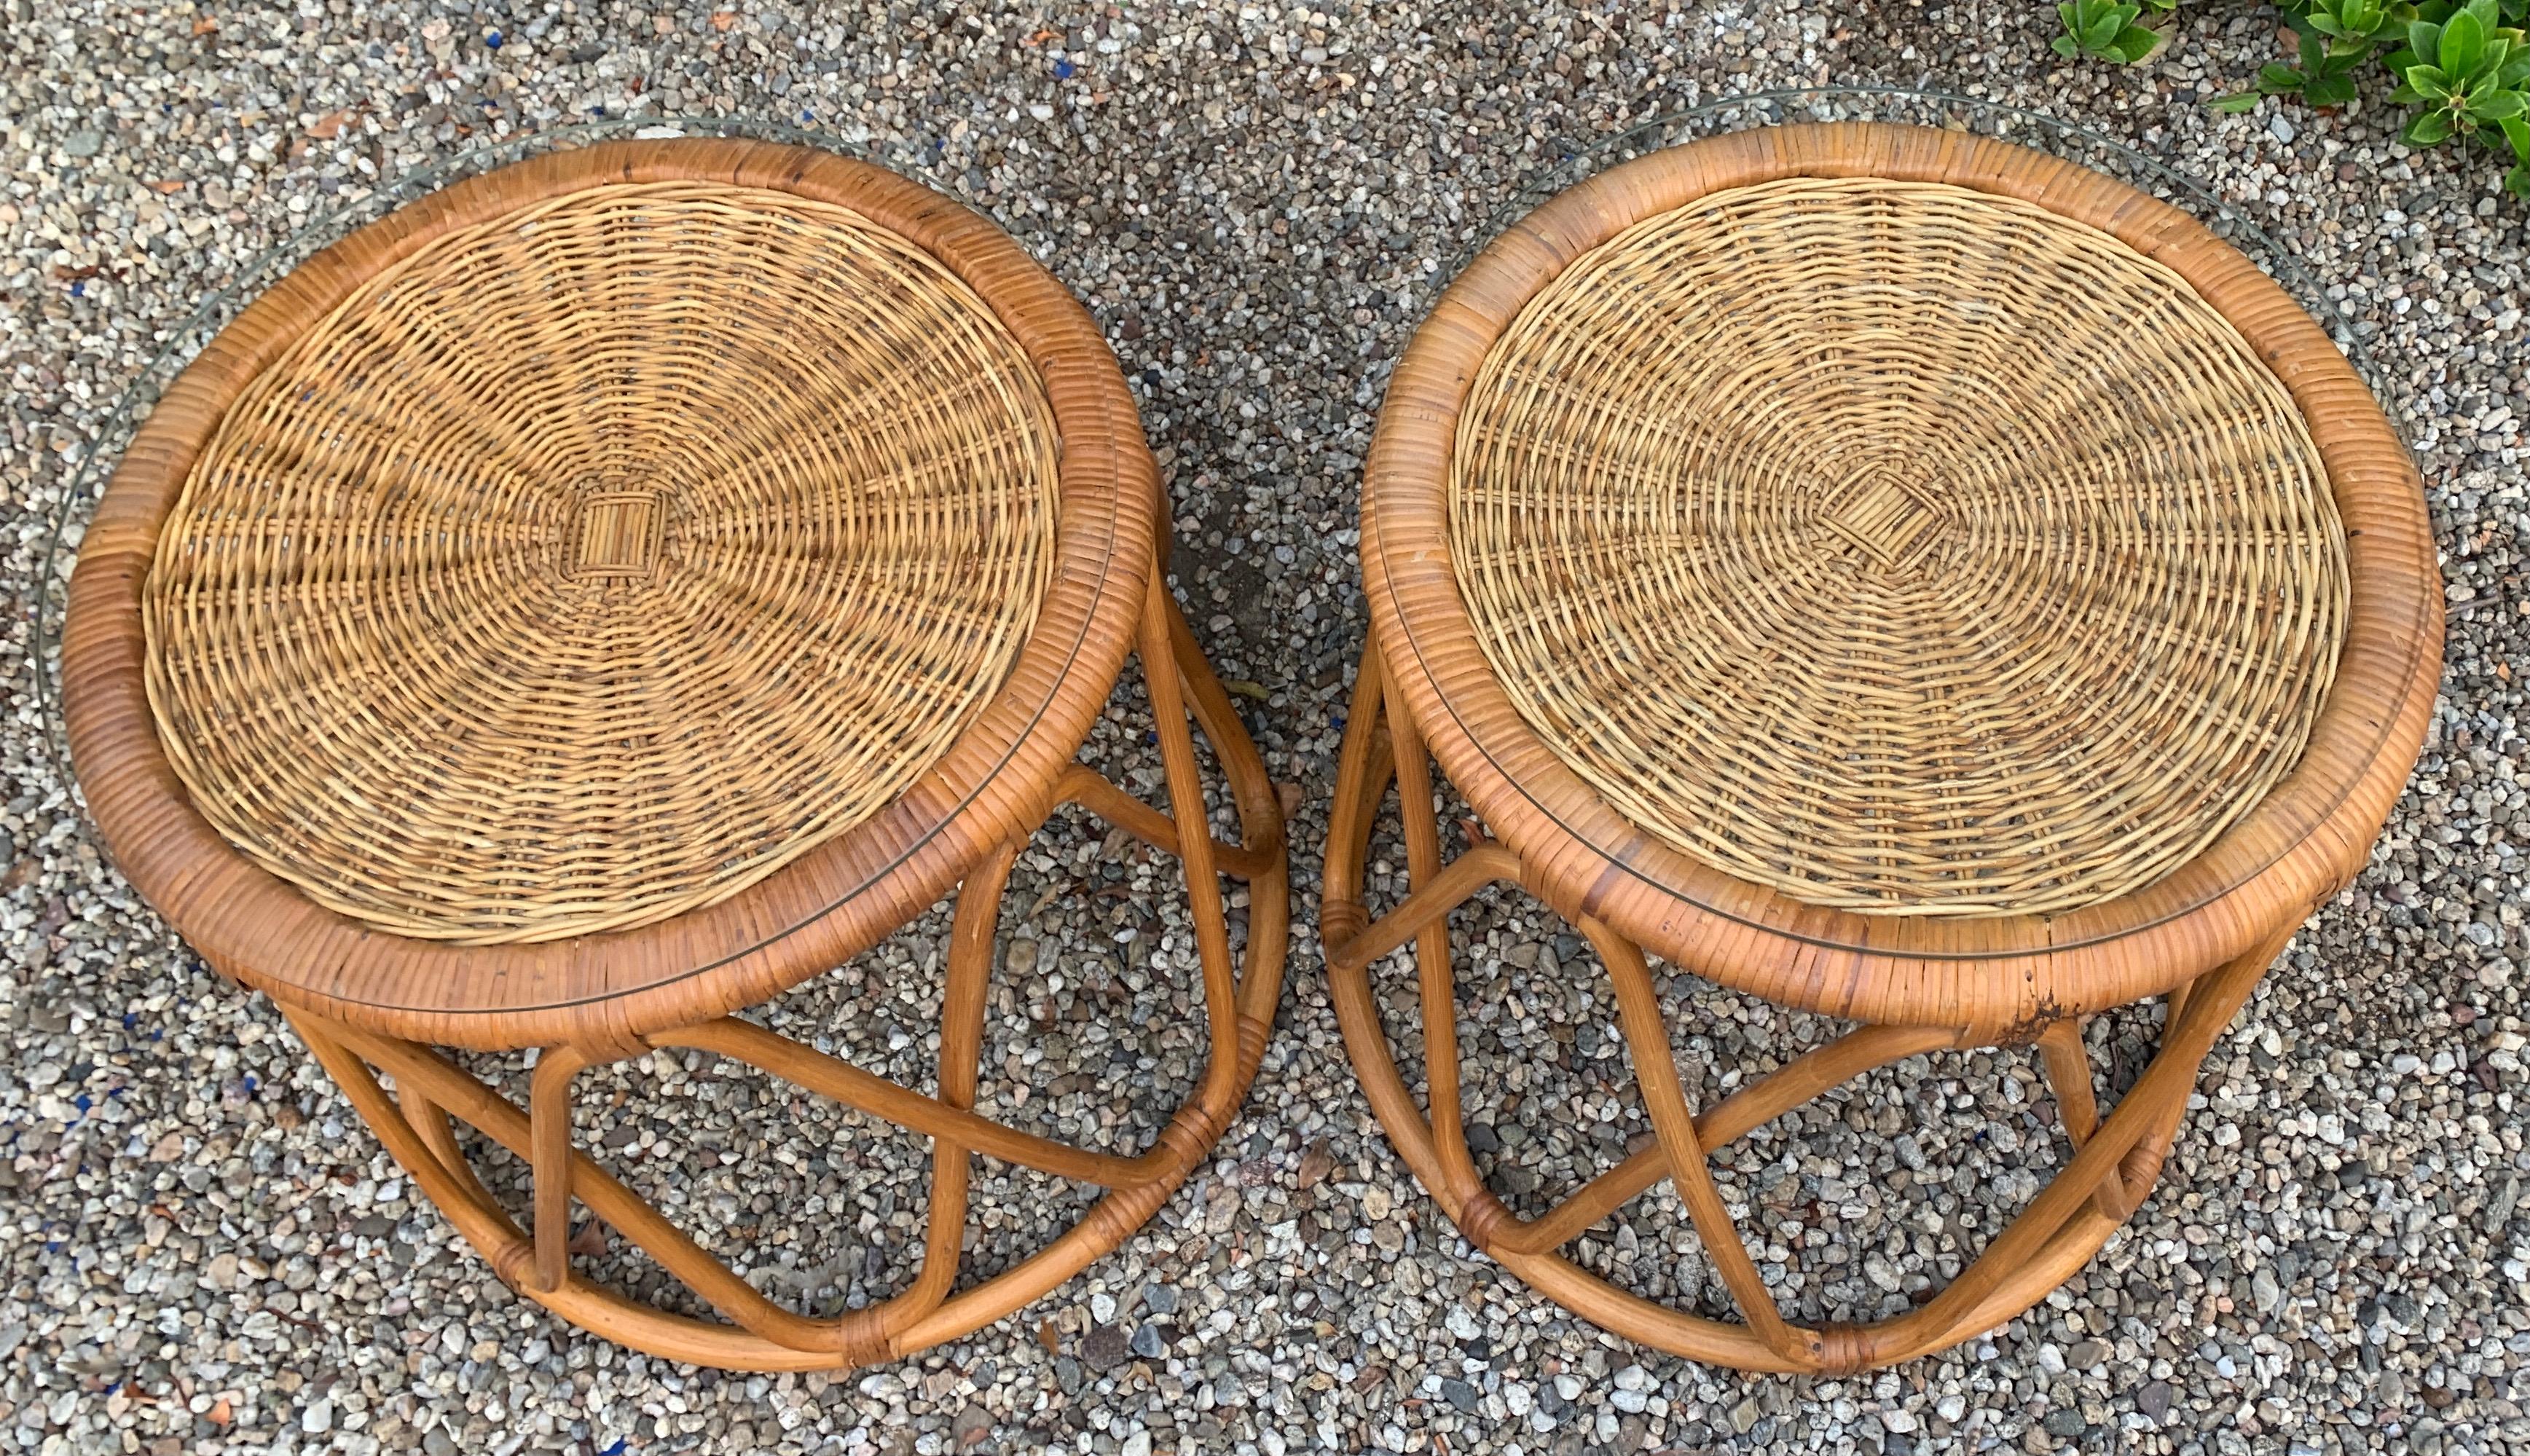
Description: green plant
2390,0,2530,192
2059,0,2530,202
2214,0,2406,108
2053,0,2164,61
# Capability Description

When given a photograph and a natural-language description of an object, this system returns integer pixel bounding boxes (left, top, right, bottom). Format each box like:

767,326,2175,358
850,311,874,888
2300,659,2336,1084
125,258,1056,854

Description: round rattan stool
62,138,1289,1370
1322,122,2440,1372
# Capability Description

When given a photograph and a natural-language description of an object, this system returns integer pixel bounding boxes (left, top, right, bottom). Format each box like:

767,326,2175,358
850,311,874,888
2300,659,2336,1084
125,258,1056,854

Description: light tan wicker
1452,175,2346,917
145,179,1062,945
65,138,1289,1370
1322,122,2440,1372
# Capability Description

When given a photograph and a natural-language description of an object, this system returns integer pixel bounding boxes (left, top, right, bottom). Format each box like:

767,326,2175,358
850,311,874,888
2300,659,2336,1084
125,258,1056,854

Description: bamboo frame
282,575,1286,1370
62,139,1294,1369
1323,123,2441,1372
1324,639,2293,1373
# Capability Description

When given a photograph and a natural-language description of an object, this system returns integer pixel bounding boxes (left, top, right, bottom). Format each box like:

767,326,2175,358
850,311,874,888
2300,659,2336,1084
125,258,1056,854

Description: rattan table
62,138,1288,1369
1322,122,2440,1372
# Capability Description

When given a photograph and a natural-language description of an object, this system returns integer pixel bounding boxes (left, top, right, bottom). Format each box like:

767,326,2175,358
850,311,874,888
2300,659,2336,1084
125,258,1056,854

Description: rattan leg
278,581,1289,1372
1322,635,2271,1373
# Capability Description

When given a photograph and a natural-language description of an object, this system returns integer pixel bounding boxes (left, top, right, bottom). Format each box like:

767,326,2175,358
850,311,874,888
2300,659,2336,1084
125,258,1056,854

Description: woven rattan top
1363,124,2441,1026
1450,174,2345,917
144,179,1059,945
65,140,1158,1045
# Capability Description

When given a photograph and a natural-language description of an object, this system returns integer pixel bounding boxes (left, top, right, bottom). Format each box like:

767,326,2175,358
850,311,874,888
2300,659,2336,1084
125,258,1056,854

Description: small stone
1360,1186,1394,1221
1730,1398,1764,1433
1439,1377,1480,1413
2252,1266,2283,1314
423,1431,459,1456
2268,114,2296,144
1080,1325,1130,1372
1130,1322,1166,1359
2042,1408,2086,1439
951,1405,991,1447
2067,1339,2109,1370
63,129,103,158
1089,1291,1117,1323
205,1253,239,1289
301,1401,333,1435
1142,1283,1179,1315
1120,1432,1151,1456
1881,1406,1918,1433
1863,1255,1904,1292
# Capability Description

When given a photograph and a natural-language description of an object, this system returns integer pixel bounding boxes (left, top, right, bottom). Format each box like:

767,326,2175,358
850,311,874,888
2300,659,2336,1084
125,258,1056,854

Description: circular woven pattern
1450,175,2347,916
143,179,1060,945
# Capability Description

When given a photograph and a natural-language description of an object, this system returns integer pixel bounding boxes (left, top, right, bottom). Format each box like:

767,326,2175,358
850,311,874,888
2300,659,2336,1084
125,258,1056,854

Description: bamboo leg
1383,661,1504,1227
1137,575,1244,1115
530,1045,595,1294
1590,919,1807,1363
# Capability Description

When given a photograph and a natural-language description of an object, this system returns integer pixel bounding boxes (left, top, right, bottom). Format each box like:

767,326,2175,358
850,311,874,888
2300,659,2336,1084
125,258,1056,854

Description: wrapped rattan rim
1362,122,2441,1031
63,139,1158,1048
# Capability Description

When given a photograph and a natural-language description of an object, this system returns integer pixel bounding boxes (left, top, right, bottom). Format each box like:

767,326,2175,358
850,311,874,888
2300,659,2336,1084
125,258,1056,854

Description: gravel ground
4,3,2528,1455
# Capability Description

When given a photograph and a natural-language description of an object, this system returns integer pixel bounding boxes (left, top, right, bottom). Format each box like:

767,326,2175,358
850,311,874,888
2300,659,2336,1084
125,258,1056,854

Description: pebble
4,7,2526,1456
1080,1325,1130,1374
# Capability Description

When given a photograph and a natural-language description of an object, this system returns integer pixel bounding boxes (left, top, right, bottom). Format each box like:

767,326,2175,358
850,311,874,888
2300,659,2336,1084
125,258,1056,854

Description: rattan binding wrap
1450,176,2346,916
141,181,1060,944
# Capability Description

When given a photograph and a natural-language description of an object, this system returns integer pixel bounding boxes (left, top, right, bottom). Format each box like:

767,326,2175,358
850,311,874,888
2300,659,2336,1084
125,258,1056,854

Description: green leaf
2110,24,2162,61
2502,111,2530,153
2470,85,2529,116
2212,92,2268,111
2309,71,2362,102
2441,7,2486,74
2467,0,2502,28
2411,18,2446,58
2408,62,2457,95
2260,61,2313,93
2309,10,2351,35
2405,107,2461,141
2053,32,2083,58
2506,162,2530,196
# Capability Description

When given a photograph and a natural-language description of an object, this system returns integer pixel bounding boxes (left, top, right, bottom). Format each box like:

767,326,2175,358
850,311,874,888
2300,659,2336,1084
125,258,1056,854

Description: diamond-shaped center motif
1822,475,1944,571
572,491,664,579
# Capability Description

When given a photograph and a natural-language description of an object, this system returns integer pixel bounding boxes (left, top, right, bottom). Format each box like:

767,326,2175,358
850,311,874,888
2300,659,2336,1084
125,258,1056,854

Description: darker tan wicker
64,138,1289,1370
1321,122,2441,1372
